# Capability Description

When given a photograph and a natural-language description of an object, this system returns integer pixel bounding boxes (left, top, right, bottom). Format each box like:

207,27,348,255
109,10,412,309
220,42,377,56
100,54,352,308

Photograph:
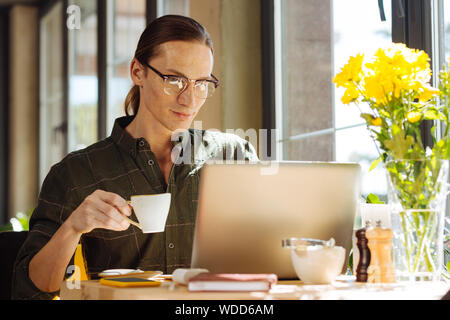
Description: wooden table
60,276,450,300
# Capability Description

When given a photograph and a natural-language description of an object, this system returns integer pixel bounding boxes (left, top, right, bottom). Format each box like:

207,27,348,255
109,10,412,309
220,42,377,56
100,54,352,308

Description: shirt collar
110,115,196,160
110,116,139,158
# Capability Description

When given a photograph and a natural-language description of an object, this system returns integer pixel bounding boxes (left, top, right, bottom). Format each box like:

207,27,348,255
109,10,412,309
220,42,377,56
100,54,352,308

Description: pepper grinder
366,220,396,283
356,220,371,282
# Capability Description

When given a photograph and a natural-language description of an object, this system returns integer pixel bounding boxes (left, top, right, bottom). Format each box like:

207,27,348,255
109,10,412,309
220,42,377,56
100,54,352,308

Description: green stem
414,126,425,152
445,116,449,137
400,211,411,271
413,211,431,272
424,245,436,272
423,211,438,272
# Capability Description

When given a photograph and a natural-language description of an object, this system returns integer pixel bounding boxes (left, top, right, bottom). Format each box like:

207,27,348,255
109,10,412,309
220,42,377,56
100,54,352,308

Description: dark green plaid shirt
12,116,258,300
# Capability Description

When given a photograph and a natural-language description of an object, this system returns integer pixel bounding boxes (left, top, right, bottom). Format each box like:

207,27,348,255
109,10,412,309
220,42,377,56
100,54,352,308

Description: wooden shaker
366,220,396,283
356,220,371,282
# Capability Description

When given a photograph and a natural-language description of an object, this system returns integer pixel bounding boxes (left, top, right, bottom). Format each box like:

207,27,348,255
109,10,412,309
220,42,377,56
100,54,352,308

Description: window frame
260,0,277,160
147,0,157,23
98,0,107,140
0,7,9,225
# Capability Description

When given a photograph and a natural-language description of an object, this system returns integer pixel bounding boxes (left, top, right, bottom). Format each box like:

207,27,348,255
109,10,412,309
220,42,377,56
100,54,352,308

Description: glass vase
385,159,448,282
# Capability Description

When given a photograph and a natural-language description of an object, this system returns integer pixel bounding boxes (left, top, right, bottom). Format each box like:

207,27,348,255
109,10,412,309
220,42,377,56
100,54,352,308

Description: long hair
124,15,213,116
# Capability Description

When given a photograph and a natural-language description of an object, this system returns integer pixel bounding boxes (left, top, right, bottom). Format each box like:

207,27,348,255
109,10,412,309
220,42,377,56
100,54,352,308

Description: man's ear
130,58,145,87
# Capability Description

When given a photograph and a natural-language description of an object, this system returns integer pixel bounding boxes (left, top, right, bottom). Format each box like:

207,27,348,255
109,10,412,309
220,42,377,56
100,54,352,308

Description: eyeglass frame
139,60,219,98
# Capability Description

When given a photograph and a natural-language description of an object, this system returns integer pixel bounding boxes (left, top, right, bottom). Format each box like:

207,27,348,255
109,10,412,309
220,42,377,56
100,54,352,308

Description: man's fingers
100,204,130,229
86,196,130,230
86,208,123,231
91,208,129,231
94,190,132,216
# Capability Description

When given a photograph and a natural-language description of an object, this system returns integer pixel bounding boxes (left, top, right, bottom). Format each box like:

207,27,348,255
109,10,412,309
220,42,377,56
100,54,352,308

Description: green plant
365,193,385,204
0,210,32,232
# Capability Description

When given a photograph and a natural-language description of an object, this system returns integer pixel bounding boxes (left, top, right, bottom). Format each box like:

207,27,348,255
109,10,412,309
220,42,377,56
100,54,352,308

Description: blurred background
0,0,450,226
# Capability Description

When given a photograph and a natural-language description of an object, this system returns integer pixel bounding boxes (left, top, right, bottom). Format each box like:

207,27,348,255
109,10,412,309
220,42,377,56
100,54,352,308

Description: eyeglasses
140,60,219,99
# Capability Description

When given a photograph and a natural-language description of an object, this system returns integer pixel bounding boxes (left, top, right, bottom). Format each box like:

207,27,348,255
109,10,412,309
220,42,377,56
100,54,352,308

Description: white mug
130,193,171,233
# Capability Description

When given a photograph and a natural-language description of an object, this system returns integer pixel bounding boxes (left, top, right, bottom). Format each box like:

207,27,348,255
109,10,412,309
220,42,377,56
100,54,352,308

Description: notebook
188,273,277,292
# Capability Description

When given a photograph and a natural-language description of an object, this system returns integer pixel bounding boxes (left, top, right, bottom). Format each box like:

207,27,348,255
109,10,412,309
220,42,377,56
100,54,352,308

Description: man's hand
65,190,132,234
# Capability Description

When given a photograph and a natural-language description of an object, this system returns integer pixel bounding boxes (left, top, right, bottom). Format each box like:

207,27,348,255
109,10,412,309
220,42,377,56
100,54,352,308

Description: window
443,1,450,64
334,0,392,198
67,0,98,152
106,0,146,134
0,8,9,221
275,0,392,198
105,0,190,135
39,2,64,186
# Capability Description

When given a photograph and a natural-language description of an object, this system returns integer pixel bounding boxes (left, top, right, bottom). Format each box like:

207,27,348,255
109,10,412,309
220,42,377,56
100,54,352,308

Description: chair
0,231,28,300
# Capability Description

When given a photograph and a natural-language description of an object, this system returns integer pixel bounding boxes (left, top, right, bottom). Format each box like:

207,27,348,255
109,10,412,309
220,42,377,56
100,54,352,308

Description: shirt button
148,159,154,166
168,243,175,249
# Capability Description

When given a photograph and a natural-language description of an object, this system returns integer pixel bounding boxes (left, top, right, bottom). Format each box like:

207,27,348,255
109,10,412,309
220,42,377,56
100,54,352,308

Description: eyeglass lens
163,76,215,99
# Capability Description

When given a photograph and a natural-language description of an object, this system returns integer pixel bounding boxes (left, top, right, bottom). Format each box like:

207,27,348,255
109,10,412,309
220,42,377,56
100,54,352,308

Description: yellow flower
364,75,388,104
361,44,432,102
417,84,440,102
388,43,430,72
336,43,436,111
333,54,364,88
371,117,382,126
341,86,360,104
406,111,422,123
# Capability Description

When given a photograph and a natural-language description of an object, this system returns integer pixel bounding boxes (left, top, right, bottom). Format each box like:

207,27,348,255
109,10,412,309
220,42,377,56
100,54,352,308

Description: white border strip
274,0,283,160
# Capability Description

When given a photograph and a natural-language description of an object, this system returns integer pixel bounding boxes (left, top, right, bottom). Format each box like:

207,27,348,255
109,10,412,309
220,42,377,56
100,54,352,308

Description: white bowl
290,245,346,284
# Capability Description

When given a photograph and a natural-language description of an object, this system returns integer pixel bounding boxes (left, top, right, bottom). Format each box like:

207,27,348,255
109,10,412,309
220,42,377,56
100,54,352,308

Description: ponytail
124,85,140,116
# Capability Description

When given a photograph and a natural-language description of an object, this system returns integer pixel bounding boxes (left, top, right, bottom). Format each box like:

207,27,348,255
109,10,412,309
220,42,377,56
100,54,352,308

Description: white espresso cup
130,193,171,233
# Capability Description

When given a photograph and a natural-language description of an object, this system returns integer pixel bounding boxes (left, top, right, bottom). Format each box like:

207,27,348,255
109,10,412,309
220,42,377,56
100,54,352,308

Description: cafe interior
0,0,449,301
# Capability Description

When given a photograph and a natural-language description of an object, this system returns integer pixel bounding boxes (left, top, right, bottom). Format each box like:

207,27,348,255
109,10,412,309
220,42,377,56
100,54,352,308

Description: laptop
190,161,361,279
